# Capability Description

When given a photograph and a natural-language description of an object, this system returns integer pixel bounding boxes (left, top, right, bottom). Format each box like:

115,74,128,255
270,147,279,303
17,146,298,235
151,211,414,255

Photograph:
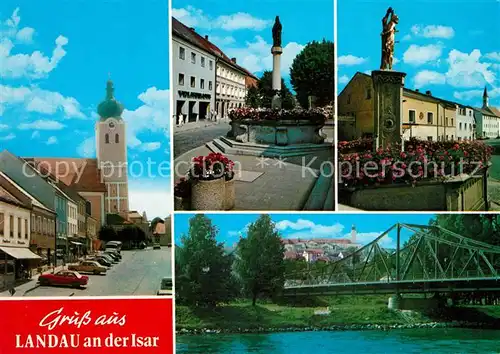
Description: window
37,216,41,233
115,134,119,143
31,215,35,231
179,47,185,60
18,218,21,238
178,73,184,86
201,57,205,67
190,76,195,88
446,117,449,126
347,94,351,104
451,118,453,126
427,112,433,124
209,60,213,70
409,110,416,123
105,134,109,144
366,88,372,99
209,81,213,91
25,220,28,239
200,79,205,89
0,213,3,236
427,136,433,141
191,52,196,64
459,123,462,130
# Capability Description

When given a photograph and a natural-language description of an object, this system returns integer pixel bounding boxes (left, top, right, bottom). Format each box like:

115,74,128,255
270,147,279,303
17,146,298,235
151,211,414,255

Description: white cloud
122,87,170,149
18,119,65,130
77,137,95,158
209,35,236,46
454,87,500,101
276,219,344,239
339,75,350,84
485,52,500,61
128,182,171,219
0,133,15,141
0,85,84,118
403,44,443,65
411,24,455,39
0,124,8,130
338,55,367,66
46,136,57,145
414,70,446,88
139,142,161,152
173,6,271,31
15,27,34,43
402,34,412,41
224,36,304,75
31,131,40,139
445,49,496,88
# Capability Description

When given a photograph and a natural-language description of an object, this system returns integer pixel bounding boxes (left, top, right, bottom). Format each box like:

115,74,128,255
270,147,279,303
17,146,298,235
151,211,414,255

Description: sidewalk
175,145,333,210
0,264,66,297
174,118,228,134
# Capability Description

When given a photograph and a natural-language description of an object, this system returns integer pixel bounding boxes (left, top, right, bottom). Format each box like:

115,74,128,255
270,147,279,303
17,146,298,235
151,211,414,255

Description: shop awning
0,246,42,260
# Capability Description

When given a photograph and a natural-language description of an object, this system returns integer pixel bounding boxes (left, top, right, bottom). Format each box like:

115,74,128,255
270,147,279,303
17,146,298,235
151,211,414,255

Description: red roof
304,249,324,255
283,238,352,245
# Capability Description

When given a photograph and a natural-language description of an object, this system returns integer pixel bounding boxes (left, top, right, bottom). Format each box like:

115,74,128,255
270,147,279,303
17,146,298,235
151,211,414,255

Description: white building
474,87,500,139
0,185,37,289
172,18,216,125
67,200,78,238
216,58,247,118
456,105,476,141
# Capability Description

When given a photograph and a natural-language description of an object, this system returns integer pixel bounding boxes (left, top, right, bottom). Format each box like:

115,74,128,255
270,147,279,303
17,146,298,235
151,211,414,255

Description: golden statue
380,7,399,70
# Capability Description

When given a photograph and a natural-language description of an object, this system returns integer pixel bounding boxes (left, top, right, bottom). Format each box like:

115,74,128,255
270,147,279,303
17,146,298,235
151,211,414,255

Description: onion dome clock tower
95,79,129,216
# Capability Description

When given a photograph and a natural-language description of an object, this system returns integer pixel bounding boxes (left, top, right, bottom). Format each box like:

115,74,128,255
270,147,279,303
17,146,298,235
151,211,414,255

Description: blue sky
172,0,334,86
174,213,435,249
0,1,171,218
338,0,500,107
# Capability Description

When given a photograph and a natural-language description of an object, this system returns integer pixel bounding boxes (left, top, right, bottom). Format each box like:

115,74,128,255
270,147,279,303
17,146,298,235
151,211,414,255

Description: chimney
189,27,195,31
415,89,419,92
204,35,208,40
231,57,237,64
426,90,432,96
351,225,357,245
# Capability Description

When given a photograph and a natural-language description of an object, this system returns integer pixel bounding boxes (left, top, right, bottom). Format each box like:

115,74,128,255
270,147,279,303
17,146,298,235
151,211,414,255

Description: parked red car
38,270,89,288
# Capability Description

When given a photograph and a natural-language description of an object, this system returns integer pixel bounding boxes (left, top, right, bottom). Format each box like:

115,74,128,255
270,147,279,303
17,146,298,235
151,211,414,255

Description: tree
175,215,236,307
98,225,118,242
117,225,146,248
245,71,296,109
150,217,163,234
290,40,335,108
245,85,260,108
235,214,285,306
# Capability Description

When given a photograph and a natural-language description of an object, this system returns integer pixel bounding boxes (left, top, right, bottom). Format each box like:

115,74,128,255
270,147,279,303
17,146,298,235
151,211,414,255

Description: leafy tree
175,215,236,307
150,217,163,233
98,225,118,242
245,85,260,108
235,214,285,306
290,40,335,108
245,71,295,109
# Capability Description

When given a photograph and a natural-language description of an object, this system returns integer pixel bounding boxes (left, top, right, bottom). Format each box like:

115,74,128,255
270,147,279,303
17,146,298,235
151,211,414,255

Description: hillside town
0,80,171,295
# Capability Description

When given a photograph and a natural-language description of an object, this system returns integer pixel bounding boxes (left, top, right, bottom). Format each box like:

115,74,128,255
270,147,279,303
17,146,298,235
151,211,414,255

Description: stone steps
206,136,332,158
303,165,335,211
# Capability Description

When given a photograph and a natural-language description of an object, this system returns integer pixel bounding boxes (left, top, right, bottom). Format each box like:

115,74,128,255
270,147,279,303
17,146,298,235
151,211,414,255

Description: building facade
474,87,500,139
338,72,461,142
456,105,476,141
172,18,216,124
216,58,247,118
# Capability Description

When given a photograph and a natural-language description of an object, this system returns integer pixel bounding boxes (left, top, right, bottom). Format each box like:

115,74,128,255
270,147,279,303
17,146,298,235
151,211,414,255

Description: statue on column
380,7,399,70
272,16,282,47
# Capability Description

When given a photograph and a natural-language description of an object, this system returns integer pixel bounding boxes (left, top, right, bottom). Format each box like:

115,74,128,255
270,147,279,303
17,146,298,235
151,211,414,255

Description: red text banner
0,298,173,354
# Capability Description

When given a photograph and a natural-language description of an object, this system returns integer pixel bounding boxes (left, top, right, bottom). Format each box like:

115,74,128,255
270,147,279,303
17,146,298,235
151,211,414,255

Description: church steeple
97,78,124,120
483,86,489,108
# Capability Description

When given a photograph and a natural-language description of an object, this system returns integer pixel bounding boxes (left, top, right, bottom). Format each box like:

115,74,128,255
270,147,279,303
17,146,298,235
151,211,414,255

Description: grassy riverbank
176,296,500,333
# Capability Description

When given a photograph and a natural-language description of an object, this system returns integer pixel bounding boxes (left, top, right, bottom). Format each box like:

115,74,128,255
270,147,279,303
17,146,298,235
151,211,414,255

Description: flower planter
174,196,191,211
224,178,235,210
191,177,225,210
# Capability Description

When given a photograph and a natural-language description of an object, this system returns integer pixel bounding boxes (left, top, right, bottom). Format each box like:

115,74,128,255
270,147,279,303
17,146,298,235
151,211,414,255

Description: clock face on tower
108,121,115,130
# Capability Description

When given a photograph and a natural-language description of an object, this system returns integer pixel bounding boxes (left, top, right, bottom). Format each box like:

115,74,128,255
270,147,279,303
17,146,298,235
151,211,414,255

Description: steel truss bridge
283,223,500,297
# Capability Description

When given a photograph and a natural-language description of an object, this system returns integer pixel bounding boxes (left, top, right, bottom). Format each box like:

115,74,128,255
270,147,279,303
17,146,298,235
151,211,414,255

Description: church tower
351,224,357,245
483,86,489,109
96,79,129,216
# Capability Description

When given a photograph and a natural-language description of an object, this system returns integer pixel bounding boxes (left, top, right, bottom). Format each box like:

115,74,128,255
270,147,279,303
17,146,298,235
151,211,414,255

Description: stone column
271,46,283,110
371,70,406,150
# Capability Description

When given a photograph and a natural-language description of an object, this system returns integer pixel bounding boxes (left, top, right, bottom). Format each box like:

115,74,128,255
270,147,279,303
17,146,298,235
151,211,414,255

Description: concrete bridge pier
388,294,402,310
388,293,444,311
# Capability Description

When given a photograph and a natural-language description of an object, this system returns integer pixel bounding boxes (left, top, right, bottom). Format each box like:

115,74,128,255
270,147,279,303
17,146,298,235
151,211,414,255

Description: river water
177,329,500,353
